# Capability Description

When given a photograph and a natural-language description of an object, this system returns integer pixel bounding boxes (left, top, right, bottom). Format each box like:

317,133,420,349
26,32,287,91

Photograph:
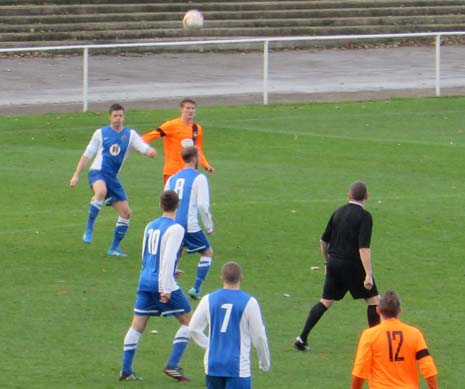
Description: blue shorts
184,230,211,254
88,170,127,205
133,289,191,317
206,376,251,389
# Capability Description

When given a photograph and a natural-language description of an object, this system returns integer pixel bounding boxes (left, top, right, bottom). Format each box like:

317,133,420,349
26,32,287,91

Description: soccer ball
183,9,204,30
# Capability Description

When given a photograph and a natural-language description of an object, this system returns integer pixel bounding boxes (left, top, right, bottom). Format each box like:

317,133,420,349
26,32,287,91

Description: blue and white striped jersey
137,216,185,293
189,288,271,378
83,125,149,177
165,167,213,233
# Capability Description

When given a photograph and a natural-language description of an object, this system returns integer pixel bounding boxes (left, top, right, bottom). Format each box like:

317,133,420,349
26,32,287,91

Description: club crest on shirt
122,135,128,142
110,144,121,156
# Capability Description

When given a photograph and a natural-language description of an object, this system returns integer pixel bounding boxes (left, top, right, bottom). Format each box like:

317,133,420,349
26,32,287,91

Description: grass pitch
1,97,464,388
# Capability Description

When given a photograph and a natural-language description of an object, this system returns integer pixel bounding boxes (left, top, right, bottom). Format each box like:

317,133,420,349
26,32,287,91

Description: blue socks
110,216,129,250
166,325,190,369
193,256,212,293
121,327,142,375
86,199,102,232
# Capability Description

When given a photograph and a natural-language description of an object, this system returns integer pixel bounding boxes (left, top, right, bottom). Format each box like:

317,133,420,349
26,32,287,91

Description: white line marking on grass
214,125,465,148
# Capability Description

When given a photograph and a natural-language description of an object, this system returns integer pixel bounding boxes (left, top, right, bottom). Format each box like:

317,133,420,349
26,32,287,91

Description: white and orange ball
183,9,204,30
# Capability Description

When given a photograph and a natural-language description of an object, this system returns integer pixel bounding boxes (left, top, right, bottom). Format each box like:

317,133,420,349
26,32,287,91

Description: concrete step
3,15,465,34
1,0,314,4
2,24,464,44
1,1,464,51
2,1,465,17
2,6,465,24
2,0,465,7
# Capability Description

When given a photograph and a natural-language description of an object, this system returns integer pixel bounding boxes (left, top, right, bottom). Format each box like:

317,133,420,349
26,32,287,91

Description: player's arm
351,331,371,389
359,248,373,290
425,375,438,389
188,296,209,349
141,127,164,143
194,175,214,234
320,240,329,264
69,130,99,187
130,130,156,158
359,212,374,290
69,155,90,187
196,127,214,173
416,332,439,389
351,376,365,389
320,215,333,265
159,224,184,300
245,297,271,372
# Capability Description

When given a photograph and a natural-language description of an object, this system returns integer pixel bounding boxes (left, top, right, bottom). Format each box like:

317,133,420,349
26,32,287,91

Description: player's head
180,98,196,108
378,290,401,318
109,103,125,114
179,98,196,120
349,181,368,201
221,261,243,285
181,145,199,168
109,103,125,129
159,190,179,212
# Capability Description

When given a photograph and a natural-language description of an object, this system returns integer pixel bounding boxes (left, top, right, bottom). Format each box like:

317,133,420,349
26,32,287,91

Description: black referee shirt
321,202,373,262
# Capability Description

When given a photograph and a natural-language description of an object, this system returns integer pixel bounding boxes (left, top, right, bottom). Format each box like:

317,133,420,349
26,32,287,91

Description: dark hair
379,290,401,318
109,103,125,114
221,261,242,284
181,146,199,163
350,181,368,201
159,190,179,212
180,98,196,108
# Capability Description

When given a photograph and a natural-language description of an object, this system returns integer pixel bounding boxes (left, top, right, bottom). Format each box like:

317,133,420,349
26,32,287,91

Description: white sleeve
245,297,271,372
159,224,184,293
194,174,214,233
130,129,150,154
83,129,101,160
188,295,210,349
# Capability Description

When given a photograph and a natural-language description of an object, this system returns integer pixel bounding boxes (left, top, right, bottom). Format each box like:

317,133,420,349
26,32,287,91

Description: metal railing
1,31,465,111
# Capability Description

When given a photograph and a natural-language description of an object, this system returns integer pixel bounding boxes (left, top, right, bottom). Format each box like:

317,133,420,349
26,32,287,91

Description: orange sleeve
425,374,438,389
418,354,438,380
352,331,372,380
141,120,173,143
195,125,210,169
351,375,365,389
141,128,162,143
416,331,438,379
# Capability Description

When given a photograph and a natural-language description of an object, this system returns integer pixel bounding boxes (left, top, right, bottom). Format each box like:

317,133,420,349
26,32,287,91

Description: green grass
1,97,464,388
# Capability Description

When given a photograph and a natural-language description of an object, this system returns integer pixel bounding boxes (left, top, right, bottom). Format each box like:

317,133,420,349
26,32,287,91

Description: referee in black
294,181,380,352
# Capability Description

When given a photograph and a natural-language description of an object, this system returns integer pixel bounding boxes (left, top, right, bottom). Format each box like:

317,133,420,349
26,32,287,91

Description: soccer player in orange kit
142,98,214,184
352,290,438,389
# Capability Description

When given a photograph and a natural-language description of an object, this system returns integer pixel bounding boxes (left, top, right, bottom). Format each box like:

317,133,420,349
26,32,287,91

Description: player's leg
120,291,155,381
295,298,333,351
108,200,131,256
83,178,107,243
225,376,252,389
184,231,212,299
365,294,380,327
295,257,345,350
349,264,381,327
190,246,213,299
163,290,192,382
206,376,226,389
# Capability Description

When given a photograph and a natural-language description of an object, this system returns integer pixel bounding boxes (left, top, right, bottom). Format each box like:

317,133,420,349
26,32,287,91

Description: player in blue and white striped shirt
119,190,192,382
165,145,214,299
190,261,271,389
69,103,156,256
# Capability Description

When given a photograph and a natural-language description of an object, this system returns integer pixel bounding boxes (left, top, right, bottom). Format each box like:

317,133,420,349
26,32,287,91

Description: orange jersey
352,318,438,389
142,117,210,176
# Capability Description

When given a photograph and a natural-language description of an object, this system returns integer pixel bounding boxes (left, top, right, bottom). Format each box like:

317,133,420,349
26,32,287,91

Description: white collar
348,200,365,209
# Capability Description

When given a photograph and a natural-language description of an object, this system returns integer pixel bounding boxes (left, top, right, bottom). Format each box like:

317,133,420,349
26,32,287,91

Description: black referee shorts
322,256,378,301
